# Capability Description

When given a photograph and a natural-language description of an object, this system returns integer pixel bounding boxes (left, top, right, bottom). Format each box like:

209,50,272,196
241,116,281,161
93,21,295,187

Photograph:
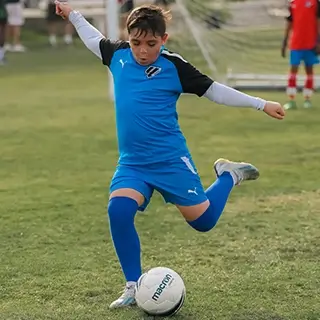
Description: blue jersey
99,40,213,165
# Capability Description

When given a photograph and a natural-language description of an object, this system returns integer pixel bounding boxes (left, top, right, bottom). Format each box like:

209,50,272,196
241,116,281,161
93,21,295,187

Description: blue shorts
109,156,208,211
290,49,319,67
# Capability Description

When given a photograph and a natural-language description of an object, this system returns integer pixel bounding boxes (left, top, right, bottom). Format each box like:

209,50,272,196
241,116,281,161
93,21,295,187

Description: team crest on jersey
145,66,161,78
305,0,312,7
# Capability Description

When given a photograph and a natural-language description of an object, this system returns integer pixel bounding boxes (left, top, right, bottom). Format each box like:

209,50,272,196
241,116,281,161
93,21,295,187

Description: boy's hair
126,5,172,37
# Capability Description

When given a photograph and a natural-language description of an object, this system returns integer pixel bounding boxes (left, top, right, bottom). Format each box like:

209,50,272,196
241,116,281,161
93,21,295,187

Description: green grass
1,42,320,320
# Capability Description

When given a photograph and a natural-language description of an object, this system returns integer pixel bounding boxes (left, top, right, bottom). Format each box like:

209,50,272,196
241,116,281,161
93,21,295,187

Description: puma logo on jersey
145,66,161,78
120,59,126,68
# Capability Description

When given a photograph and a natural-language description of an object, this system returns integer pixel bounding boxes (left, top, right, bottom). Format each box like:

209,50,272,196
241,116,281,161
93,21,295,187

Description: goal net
167,0,320,90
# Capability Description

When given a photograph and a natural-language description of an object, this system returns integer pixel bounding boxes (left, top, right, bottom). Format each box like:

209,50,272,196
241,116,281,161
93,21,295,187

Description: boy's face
129,29,168,66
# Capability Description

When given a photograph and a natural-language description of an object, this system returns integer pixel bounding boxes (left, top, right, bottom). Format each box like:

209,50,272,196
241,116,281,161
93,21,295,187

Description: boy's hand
55,1,73,19
263,101,285,120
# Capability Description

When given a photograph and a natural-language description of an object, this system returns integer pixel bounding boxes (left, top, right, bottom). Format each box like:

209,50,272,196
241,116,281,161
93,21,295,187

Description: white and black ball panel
135,267,186,317
145,288,186,317
136,273,146,291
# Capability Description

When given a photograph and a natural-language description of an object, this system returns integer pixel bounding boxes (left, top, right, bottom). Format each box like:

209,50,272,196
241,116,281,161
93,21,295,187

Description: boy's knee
190,221,217,233
187,205,218,233
107,196,138,225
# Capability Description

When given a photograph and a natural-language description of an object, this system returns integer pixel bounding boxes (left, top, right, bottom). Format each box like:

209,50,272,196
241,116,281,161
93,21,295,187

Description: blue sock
108,197,141,282
188,172,234,232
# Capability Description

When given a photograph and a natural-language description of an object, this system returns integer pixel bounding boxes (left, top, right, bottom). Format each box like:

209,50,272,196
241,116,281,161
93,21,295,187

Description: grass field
1,40,320,320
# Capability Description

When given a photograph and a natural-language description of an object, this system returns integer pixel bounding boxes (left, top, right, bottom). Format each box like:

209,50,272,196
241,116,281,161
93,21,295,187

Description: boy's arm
203,82,284,119
204,82,284,119
169,52,264,109
167,52,284,120
68,11,104,59
284,10,293,40
203,82,265,110
317,0,320,32
56,1,127,66
282,20,292,56
282,4,292,57
316,0,320,52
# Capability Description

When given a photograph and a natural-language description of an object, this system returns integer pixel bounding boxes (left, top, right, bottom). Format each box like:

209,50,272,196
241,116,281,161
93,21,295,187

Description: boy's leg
64,22,73,45
176,171,234,232
48,22,57,46
0,21,6,64
7,2,25,52
302,50,318,108
154,157,259,232
303,65,313,108
108,189,142,309
284,50,300,110
47,3,59,46
4,4,12,50
179,159,259,232
108,167,153,308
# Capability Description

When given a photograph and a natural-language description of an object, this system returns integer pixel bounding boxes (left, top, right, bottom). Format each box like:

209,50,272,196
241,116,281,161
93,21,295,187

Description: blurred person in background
0,0,7,64
5,0,26,52
281,0,320,109
154,0,170,11
41,0,73,46
119,0,134,40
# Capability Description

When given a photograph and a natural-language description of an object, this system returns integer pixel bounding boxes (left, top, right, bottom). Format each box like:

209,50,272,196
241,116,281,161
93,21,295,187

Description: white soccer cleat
11,44,26,53
4,44,12,52
109,284,136,309
214,158,259,185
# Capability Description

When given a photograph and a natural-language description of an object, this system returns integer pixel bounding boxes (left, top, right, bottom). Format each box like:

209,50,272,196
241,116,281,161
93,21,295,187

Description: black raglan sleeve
162,52,214,97
317,0,320,18
99,39,130,67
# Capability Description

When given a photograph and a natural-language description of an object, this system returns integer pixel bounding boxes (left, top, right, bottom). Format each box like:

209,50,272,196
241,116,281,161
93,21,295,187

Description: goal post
106,0,119,100
168,0,320,90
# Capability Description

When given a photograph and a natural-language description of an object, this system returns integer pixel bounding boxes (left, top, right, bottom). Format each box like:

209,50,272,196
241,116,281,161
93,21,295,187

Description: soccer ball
135,267,186,317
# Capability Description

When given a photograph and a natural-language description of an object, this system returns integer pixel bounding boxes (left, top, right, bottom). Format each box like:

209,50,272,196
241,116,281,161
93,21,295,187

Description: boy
55,1,285,309
45,0,73,46
281,0,320,109
5,0,25,52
